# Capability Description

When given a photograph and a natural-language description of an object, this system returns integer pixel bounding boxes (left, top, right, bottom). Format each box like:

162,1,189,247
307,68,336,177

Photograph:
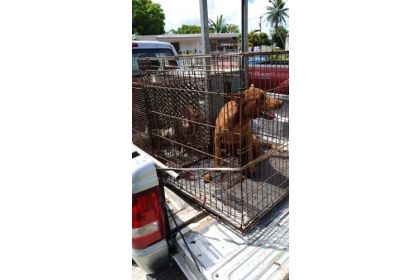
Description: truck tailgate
164,187,206,233
173,198,289,280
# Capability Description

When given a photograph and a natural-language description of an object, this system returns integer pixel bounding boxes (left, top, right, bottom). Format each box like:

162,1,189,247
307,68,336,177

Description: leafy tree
209,15,226,33
271,26,288,49
248,30,271,47
132,0,165,35
174,25,201,34
248,29,261,47
265,0,289,38
259,32,271,45
222,23,240,33
169,15,238,35
237,35,256,51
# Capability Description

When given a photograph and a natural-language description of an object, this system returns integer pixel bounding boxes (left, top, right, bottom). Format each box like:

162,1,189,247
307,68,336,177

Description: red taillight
132,186,166,249
132,42,138,47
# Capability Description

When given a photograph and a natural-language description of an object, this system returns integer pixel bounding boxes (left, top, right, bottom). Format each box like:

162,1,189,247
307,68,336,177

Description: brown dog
150,105,204,155
214,84,282,174
179,105,205,154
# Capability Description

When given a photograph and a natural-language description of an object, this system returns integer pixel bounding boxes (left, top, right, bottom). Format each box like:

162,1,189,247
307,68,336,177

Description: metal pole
199,0,211,56
199,0,212,127
199,0,211,76
241,0,248,89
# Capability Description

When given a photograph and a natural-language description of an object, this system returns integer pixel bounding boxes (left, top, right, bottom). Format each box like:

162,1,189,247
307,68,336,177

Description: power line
248,14,265,21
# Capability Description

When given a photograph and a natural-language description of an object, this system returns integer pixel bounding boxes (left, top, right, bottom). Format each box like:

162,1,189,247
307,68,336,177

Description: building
132,33,289,53
133,33,240,54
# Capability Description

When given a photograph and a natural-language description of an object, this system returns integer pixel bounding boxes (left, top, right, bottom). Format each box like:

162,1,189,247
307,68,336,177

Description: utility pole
241,0,248,88
259,16,262,32
199,0,212,122
199,0,211,56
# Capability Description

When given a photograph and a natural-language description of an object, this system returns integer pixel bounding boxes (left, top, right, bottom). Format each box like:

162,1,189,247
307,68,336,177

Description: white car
132,41,179,77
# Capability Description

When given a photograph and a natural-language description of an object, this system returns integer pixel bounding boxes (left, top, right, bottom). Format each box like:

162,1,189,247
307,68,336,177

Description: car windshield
132,48,176,76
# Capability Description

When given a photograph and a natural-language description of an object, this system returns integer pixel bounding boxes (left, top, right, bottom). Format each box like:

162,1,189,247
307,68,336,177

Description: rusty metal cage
133,51,289,234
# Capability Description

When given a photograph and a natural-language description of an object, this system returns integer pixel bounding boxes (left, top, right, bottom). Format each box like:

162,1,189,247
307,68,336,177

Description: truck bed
133,152,289,280
165,146,289,232
165,186,289,280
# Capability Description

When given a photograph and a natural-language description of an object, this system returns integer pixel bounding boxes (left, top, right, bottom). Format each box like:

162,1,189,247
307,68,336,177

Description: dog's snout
267,97,282,110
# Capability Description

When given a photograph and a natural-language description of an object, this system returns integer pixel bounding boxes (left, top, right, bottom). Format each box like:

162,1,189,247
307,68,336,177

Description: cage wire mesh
133,51,289,234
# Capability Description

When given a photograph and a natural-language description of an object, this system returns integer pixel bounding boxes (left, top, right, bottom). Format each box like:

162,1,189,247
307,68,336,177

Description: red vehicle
248,62,289,94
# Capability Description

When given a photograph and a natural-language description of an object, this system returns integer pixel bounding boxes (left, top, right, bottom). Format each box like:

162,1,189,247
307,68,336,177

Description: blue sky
153,0,289,35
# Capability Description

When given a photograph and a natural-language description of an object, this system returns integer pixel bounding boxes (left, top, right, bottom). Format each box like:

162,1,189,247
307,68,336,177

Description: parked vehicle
132,42,289,280
132,41,179,78
247,53,289,93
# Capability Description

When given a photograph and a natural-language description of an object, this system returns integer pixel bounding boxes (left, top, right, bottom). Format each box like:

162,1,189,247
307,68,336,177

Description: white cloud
153,0,289,35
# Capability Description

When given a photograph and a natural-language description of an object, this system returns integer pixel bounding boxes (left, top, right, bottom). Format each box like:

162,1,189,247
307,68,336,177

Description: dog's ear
240,91,247,103
228,93,241,102
239,86,254,104
234,93,242,101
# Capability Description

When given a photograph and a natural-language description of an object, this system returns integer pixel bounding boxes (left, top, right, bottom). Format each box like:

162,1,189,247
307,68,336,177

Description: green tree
265,0,289,38
174,25,201,34
209,15,226,33
237,35,255,50
248,29,261,47
248,30,271,47
132,0,165,35
271,26,288,49
222,23,240,33
259,32,271,45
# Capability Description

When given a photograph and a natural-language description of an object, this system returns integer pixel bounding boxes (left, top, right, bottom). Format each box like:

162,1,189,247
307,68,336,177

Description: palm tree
259,32,271,46
271,26,289,49
222,23,239,33
209,15,226,33
248,29,262,47
265,0,289,39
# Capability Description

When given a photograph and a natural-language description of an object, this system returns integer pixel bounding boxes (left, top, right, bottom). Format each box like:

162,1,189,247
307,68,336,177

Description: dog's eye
260,95,265,101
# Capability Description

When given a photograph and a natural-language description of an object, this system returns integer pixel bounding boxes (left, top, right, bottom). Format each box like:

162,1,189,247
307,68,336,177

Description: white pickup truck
132,41,289,280
132,146,289,280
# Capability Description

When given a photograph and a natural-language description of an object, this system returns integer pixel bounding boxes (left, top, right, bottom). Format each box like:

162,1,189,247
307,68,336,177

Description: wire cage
133,51,289,234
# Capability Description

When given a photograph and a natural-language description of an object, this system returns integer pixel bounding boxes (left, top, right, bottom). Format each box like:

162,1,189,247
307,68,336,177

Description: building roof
133,33,240,41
